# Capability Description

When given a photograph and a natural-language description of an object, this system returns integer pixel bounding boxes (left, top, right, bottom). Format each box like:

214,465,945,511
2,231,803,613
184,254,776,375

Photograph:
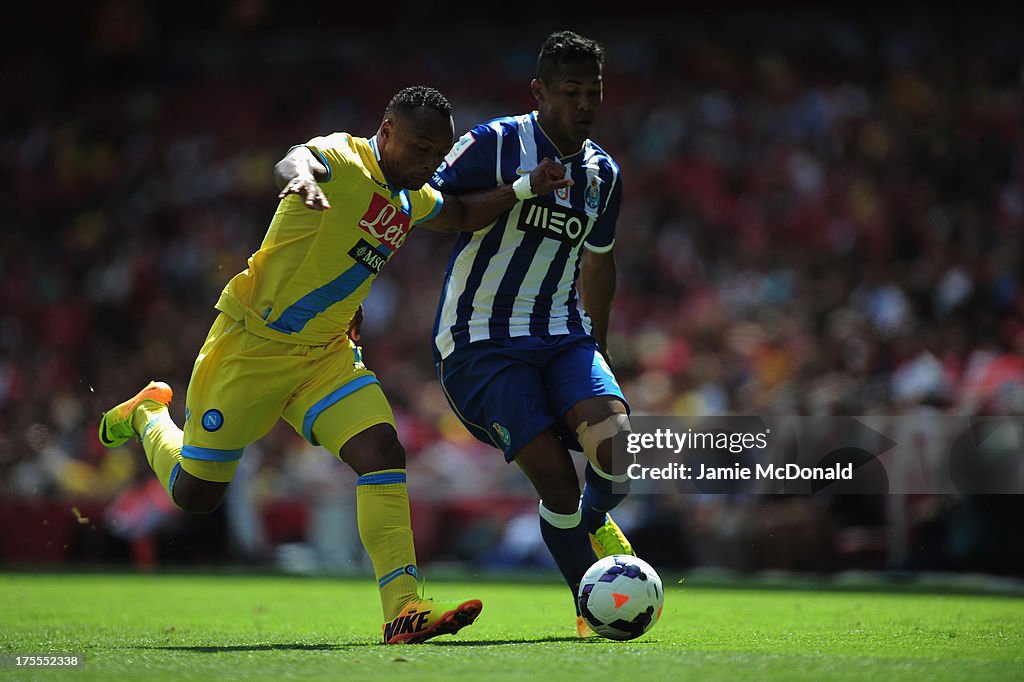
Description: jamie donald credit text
614,415,1024,495
627,461,854,481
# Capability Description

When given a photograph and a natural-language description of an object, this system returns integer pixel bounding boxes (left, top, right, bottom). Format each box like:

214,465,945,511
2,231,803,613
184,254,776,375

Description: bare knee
171,469,229,514
532,456,582,513
514,430,580,514
569,399,631,477
538,478,581,514
339,424,406,475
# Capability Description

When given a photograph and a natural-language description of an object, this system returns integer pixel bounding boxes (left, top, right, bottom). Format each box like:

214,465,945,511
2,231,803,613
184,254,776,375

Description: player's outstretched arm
420,157,573,233
579,248,617,365
275,146,331,210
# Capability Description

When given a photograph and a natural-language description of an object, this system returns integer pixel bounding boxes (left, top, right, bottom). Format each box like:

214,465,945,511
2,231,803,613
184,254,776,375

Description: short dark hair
385,86,452,118
536,31,605,84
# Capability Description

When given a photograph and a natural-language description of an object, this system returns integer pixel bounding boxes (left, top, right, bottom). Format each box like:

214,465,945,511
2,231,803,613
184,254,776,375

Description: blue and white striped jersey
429,111,623,360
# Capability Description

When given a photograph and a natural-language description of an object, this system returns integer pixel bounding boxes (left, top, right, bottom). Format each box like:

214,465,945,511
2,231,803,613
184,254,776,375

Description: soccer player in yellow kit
97,86,570,644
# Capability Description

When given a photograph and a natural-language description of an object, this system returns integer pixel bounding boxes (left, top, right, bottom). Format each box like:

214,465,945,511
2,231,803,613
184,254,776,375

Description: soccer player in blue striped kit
430,31,635,637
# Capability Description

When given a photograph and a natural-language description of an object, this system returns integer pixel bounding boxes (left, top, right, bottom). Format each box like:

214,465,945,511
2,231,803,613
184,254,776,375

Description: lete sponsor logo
358,193,410,250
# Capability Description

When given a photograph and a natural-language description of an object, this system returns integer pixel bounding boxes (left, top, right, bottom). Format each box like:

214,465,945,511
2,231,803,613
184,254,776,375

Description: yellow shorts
180,313,395,483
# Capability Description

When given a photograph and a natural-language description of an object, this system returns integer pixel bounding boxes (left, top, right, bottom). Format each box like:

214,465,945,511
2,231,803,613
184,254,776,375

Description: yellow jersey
216,133,443,345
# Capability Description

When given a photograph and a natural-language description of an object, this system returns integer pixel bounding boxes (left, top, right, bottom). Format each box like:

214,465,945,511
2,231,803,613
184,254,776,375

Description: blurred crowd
1,2,1022,574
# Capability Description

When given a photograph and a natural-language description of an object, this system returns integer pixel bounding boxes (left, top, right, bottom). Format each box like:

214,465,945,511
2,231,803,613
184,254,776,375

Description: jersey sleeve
410,184,444,225
301,133,355,184
584,170,622,253
430,123,501,194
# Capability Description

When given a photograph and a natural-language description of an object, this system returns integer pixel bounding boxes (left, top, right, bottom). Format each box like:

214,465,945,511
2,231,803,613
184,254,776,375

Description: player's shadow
143,644,373,652
429,636,598,646
144,636,586,651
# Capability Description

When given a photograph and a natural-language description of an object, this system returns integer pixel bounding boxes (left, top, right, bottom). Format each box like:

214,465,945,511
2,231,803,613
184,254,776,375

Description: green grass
1,572,1022,681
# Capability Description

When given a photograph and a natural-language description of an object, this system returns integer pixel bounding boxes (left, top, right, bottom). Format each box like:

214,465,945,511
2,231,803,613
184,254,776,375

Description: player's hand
528,158,574,196
347,305,363,342
278,176,331,210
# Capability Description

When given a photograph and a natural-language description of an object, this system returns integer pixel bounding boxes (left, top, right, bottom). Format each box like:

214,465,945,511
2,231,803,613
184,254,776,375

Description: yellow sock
356,469,418,621
132,402,184,500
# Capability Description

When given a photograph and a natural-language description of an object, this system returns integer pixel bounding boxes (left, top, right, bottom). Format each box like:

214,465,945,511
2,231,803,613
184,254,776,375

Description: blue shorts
437,335,628,461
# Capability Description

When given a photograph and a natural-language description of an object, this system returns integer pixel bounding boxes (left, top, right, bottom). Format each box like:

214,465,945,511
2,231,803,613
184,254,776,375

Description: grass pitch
1,572,1022,681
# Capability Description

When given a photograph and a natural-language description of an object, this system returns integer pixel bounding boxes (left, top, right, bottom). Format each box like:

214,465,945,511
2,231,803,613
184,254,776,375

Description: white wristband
512,174,536,200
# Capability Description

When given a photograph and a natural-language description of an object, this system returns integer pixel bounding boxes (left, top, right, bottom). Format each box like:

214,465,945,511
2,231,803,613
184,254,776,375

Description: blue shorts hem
438,334,626,460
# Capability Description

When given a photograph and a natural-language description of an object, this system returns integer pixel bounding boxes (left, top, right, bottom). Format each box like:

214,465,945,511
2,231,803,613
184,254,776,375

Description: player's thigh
513,427,582,513
181,314,293,487
439,343,558,462
546,336,629,428
171,467,229,514
282,337,397,472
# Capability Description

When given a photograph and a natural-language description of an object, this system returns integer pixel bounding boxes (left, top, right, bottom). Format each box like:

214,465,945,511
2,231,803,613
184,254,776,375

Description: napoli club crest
201,409,224,432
